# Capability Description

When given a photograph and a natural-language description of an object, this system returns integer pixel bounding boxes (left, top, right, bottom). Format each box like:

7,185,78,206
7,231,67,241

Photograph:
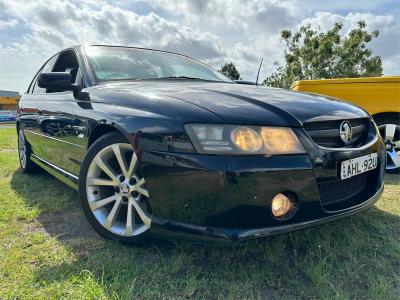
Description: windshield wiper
141,76,232,83
157,76,207,80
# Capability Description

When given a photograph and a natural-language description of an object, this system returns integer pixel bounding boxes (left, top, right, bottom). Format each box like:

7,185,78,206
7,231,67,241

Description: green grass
0,126,399,299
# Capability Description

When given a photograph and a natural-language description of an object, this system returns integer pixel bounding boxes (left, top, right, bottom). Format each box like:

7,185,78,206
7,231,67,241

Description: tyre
18,128,40,173
374,116,400,173
79,132,152,245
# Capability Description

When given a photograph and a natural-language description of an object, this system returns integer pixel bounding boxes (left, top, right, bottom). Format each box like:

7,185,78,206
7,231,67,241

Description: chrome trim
31,154,79,190
304,124,379,151
303,118,378,151
339,120,352,144
307,124,366,138
25,130,85,148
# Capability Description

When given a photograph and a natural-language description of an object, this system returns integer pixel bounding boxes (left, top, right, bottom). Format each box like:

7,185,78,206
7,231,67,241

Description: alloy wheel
18,130,27,169
86,143,151,237
378,123,400,171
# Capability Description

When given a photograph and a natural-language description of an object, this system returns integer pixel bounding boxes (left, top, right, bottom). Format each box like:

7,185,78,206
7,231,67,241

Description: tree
219,62,241,80
264,21,383,89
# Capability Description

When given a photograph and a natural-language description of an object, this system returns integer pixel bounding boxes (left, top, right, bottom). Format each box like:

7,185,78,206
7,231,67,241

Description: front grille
317,167,379,210
303,118,367,131
318,173,368,205
304,118,370,148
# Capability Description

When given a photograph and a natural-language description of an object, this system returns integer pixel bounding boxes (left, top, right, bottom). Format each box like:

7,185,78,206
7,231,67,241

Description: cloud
0,0,225,55
0,18,18,30
299,0,398,12
146,0,303,80
0,0,226,91
0,0,398,92
150,0,300,28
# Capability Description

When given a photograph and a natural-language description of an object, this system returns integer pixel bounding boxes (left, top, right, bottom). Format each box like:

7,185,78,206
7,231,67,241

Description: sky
0,0,399,93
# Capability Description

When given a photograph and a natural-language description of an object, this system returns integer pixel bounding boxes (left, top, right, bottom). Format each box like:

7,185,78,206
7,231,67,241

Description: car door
25,52,78,174
20,54,59,160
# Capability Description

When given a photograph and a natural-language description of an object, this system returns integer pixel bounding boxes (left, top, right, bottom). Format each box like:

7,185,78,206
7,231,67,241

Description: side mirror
37,72,76,91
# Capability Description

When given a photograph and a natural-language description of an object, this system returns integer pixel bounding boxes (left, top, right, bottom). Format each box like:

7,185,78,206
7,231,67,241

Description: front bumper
139,127,386,244
151,184,383,244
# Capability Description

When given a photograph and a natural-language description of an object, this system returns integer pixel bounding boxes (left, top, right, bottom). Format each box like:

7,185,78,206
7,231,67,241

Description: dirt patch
26,210,96,242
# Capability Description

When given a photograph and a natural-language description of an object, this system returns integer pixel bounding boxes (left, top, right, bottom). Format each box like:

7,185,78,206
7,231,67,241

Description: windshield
84,46,231,83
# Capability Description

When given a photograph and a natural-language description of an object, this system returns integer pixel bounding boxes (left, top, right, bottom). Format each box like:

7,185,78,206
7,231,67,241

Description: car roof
291,76,400,89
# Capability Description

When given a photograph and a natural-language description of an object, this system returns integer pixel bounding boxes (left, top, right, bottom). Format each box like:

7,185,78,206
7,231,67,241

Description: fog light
271,193,293,218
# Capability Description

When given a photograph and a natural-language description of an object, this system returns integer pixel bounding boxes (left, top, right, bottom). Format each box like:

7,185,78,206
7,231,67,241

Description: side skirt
31,154,79,190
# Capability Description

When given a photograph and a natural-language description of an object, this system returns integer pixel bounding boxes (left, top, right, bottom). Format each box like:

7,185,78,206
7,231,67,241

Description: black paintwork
17,45,385,243
38,72,75,92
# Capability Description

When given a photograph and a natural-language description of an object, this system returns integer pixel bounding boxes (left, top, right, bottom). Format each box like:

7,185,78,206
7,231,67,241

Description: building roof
0,90,20,98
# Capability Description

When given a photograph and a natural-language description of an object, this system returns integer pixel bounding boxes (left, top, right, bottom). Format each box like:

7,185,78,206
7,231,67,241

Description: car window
85,46,231,83
31,55,59,94
32,50,81,94
47,50,80,93
169,64,215,80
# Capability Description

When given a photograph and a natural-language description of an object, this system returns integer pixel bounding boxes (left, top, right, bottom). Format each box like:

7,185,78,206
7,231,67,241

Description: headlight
184,124,305,155
231,127,263,152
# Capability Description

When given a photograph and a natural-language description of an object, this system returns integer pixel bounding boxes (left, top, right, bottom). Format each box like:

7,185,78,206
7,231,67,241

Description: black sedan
17,45,385,245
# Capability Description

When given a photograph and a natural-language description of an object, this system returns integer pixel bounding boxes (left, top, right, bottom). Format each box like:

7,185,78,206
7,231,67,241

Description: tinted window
53,50,80,83
48,50,80,92
84,46,231,83
32,55,59,94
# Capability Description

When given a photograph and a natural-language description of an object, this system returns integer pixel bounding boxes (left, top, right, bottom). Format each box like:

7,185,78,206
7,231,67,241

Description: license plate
341,153,378,180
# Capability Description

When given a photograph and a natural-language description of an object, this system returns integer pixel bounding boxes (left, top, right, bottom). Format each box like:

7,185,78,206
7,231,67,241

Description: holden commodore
17,45,385,245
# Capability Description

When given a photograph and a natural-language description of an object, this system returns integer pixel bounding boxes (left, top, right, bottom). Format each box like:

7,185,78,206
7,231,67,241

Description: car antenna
255,58,263,86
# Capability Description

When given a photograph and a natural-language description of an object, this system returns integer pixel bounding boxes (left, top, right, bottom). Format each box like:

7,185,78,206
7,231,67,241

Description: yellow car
292,76,400,172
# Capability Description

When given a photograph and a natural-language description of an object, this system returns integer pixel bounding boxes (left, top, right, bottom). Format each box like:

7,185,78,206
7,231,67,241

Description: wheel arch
88,123,133,149
372,112,400,124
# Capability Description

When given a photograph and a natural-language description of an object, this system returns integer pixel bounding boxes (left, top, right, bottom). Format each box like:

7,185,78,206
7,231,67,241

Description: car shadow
9,170,400,298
